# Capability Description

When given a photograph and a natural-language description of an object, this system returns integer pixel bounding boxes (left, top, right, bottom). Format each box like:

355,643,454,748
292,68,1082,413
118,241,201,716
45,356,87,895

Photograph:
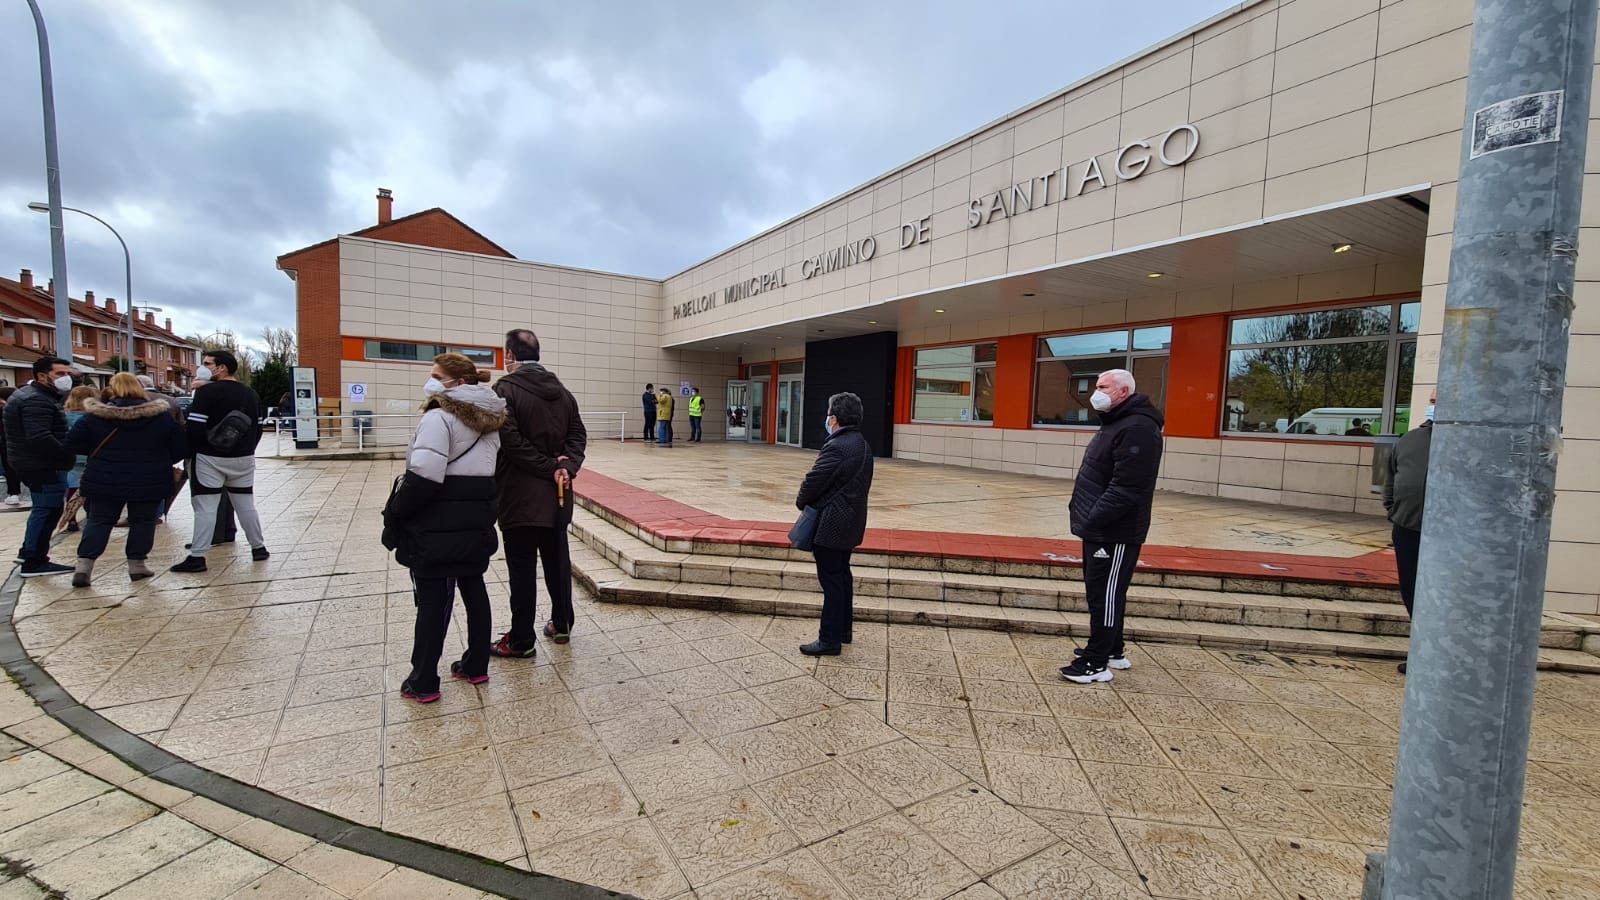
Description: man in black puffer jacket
1060,369,1164,684
795,392,874,656
4,357,77,577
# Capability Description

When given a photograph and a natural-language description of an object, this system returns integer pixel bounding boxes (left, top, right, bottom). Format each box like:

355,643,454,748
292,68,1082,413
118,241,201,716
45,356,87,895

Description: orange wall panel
894,346,914,424
1164,313,1227,438
993,334,1035,429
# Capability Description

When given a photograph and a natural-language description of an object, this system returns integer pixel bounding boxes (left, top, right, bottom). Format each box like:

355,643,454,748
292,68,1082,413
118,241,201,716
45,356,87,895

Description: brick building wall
280,202,513,395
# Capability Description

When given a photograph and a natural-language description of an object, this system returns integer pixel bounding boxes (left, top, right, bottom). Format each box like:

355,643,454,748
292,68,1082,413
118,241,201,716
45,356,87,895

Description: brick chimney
164,318,172,332
18,269,32,291
104,298,117,315
377,187,393,225
84,291,95,308
144,311,154,325
46,279,53,296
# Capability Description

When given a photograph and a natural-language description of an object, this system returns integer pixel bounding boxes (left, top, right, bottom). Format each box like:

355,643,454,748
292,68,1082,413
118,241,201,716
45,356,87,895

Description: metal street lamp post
27,202,133,372
24,0,72,360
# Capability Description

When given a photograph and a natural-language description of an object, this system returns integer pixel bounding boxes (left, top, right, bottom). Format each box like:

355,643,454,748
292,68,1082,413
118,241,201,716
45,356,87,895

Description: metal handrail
271,409,630,453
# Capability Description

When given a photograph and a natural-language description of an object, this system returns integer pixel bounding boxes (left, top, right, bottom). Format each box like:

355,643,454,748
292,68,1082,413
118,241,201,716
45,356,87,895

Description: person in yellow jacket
656,388,675,446
688,387,704,442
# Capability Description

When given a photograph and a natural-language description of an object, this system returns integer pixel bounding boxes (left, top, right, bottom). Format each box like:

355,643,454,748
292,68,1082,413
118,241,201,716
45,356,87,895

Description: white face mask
52,375,73,393
1090,390,1114,412
194,366,213,382
1425,405,1435,421
423,377,446,396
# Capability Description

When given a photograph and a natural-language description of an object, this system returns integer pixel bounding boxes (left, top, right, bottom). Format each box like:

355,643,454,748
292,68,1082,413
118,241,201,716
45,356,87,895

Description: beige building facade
308,0,1599,614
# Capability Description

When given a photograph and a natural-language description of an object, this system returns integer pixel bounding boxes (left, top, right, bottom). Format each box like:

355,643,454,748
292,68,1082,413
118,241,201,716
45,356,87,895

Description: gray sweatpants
190,454,265,555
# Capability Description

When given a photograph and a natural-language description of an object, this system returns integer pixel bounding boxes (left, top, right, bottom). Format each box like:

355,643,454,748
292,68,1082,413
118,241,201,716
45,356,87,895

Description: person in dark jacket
0,386,21,506
795,392,875,656
382,353,505,702
641,383,657,442
1060,369,1165,684
491,329,587,656
1384,386,1435,674
4,357,77,577
62,373,188,586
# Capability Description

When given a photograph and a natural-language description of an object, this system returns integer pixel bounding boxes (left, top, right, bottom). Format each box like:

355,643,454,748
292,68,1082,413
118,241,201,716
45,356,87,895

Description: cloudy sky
1,0,1236,345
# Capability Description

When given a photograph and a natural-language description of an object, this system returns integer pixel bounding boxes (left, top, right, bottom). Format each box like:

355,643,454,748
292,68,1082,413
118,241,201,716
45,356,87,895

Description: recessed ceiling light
1022,292,1037,297
934,309,946,314
1332,242,1353,254
867,320,878,325
1146,272,1163,279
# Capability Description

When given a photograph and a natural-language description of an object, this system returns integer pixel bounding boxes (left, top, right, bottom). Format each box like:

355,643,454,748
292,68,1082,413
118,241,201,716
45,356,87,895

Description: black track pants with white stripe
1081,541,1140,665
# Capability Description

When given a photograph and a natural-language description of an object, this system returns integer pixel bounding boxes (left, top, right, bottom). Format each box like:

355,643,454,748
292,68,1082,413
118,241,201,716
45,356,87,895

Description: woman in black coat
794,391,874,656
63,373,188,586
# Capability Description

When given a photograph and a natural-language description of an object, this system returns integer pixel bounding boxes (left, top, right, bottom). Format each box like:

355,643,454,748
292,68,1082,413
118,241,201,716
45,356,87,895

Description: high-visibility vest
689,395,704,416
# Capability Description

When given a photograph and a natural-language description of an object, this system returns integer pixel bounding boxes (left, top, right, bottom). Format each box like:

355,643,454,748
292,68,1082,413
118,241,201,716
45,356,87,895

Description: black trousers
1392,524,1421,617
0,441,17,497
814,547,854,644
642,410,656,441
504,525,574,642
78,497,159,560
1080,541,1140,664
408,572,491,692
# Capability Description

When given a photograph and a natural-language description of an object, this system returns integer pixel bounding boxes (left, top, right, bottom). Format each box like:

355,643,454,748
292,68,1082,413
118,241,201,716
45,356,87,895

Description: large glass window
1224,300,1421,437
364,340,497,368
913,342,996,423
1034,326,1170,426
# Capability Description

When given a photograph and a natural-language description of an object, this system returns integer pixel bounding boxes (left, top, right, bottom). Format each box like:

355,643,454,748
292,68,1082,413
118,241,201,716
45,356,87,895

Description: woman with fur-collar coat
382,353,506,703
62,373,189,586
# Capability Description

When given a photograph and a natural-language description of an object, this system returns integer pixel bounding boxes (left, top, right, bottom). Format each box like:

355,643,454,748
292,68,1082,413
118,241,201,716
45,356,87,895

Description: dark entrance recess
803,331,897,455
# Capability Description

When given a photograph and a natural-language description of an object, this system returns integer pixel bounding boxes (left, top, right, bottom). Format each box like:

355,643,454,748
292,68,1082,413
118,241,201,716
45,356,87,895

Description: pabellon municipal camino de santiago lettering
672,123,1201,321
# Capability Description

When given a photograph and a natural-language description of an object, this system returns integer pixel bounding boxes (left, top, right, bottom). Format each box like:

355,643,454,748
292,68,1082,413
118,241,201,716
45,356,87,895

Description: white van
1285,408,1381,436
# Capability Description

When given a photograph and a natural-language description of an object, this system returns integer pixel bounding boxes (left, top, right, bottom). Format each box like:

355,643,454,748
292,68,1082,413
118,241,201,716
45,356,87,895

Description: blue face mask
823,416,834,436
1425,405,1435,421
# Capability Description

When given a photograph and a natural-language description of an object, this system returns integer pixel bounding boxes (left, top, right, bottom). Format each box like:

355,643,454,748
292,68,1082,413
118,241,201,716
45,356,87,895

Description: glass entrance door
724,381,750,441
749,379,768,443
776,376,803,447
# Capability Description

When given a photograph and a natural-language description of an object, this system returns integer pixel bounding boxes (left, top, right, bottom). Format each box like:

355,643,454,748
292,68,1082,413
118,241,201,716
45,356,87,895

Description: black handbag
789,506,820,551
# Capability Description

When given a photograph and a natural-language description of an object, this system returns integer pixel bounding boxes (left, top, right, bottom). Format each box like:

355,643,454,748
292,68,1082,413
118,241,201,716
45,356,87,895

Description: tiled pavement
0,650,513,899
3,456,1599,899
579,440,1396,559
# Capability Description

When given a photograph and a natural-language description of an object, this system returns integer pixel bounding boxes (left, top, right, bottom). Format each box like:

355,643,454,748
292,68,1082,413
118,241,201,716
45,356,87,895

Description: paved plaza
1,453,1598,899
581,440,1396,559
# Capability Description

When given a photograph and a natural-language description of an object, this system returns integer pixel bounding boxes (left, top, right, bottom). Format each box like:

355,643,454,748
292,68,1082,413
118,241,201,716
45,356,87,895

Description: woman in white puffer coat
381,353,506,703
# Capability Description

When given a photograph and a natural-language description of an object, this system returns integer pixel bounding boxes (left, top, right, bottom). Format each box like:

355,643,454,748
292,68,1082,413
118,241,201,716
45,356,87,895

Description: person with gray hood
382,352,506,703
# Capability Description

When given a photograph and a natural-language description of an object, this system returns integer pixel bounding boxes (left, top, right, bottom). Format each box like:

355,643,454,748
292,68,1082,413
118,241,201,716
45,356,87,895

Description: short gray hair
828,392,864,426
1101,368,1136,392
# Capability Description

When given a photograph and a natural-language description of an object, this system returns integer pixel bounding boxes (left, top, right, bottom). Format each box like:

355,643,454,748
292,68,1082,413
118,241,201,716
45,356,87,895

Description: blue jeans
658,421,671,445
20,472,66,563
690,416,702,441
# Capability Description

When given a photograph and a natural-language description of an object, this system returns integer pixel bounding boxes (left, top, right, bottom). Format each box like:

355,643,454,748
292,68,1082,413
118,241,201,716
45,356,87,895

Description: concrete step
567,543,1600,675
566,512,1600,650
575,497,1403,605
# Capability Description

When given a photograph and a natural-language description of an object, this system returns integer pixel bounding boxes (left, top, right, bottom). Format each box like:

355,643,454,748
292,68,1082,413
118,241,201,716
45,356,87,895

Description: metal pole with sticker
1370,2,1596,898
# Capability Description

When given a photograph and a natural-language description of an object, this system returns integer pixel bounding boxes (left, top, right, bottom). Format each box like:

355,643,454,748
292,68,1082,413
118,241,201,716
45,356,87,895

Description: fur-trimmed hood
84,398,173,422
431,384,507,434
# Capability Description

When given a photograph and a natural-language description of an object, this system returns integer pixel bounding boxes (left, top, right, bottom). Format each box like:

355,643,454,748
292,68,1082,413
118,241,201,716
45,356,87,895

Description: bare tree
260,327,298,367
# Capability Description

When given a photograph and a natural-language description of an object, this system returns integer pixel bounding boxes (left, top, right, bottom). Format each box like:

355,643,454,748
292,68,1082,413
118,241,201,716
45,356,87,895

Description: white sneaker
4,495,19,507
1075,648,1133,670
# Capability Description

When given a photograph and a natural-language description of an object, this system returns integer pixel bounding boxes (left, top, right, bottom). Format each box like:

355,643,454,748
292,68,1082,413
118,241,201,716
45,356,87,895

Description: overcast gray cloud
0,0,1237,343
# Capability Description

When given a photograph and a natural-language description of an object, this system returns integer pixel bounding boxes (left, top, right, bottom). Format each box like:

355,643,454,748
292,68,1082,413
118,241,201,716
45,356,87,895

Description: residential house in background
0,269,200,388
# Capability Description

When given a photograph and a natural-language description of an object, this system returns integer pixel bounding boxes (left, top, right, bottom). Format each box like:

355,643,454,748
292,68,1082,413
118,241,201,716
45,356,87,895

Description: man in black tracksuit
1060,369,1164,684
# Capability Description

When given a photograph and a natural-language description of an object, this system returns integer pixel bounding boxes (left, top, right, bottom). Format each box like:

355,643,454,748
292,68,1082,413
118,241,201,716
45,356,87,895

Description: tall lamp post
24,0,72,361
27,202,132,371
